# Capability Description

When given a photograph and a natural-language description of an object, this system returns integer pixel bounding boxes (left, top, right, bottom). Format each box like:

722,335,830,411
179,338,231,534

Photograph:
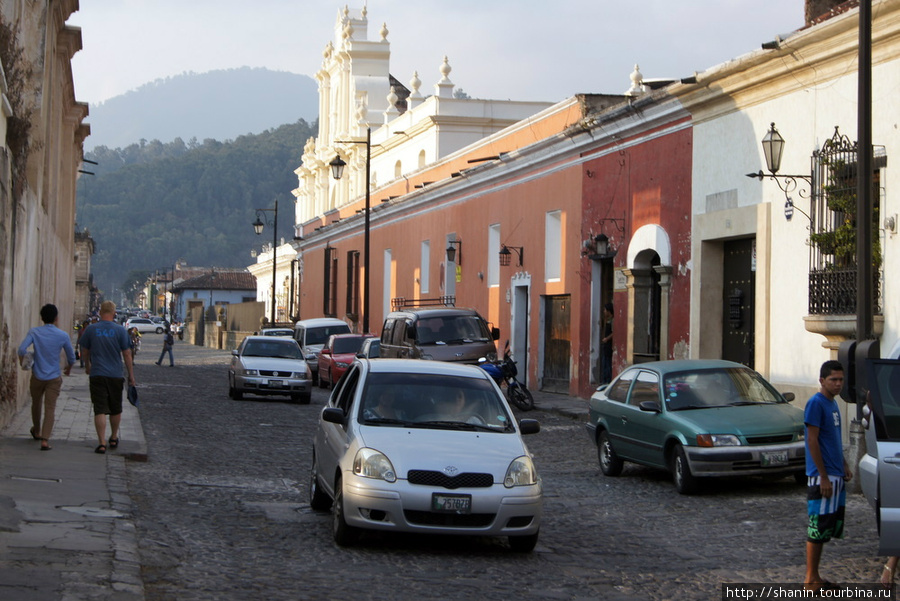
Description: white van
293,318,351,383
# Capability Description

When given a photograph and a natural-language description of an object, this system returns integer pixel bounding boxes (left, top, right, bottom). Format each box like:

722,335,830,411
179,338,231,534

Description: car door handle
884,457,900,464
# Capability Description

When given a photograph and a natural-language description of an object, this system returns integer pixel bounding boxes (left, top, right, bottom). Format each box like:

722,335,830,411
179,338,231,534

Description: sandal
40,439,51,451
95,444,106,454
30,427,41,440
108,438,119,449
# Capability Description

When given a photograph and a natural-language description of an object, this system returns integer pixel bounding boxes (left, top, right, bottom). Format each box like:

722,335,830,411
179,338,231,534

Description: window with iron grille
346,250,359,320
323,247,337,317
807,127,883,316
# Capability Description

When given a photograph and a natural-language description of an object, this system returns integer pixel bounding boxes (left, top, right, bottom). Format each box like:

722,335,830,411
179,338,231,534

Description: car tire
332,479,360,546
156,327,164,334
309,454,331,511
508,530,539,553
672,443,700,495
794,471,807,485
598,430,623,476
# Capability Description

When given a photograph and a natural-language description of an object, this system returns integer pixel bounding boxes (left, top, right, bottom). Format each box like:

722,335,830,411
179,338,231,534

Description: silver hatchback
310,359,542,551
228,336,312,404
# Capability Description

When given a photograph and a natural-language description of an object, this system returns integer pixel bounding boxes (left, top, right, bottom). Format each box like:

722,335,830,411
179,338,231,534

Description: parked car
124,317,165,334
357,337,380,359
310,358,542,550
380,306,499,364
260,327,294,337
293,318,351,384
586,359,805,494
858,358,900,556
228,335,312,404
317,334,375,389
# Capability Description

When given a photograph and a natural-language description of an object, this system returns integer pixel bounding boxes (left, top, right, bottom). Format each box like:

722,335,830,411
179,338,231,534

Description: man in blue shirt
804,359,852,593
18,304,76,450
80,300,136,454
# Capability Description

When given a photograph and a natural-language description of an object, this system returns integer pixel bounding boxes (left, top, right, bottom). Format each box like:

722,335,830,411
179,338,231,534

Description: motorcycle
478,341,535,411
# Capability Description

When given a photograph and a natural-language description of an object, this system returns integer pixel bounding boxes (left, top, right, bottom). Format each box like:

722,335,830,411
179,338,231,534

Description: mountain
77,119,318,298
84,67,318,151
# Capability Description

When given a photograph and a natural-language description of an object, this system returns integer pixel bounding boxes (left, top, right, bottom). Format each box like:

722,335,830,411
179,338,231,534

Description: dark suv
380,306,499,364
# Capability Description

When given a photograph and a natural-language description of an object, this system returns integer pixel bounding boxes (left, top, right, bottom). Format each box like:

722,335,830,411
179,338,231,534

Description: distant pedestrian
17,304,76,451
156,328,175,367
80,300,136,454
600,303,614,384
803,359,851,593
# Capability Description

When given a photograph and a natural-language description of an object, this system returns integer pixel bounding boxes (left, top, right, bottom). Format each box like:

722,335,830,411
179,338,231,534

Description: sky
68,1,807,108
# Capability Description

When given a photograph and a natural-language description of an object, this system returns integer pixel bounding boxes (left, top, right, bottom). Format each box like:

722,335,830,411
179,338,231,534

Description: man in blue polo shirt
18,304,76,450
804,359,852,593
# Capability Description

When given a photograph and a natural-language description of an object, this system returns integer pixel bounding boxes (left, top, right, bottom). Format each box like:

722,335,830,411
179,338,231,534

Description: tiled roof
173,270,257,291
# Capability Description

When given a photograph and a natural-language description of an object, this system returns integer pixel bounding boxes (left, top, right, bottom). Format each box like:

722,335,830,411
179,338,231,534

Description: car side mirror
781,392,795,402
491,327,500,341
638,401,661,413
518,419,540,435
231,350,239,356
322,407,345,424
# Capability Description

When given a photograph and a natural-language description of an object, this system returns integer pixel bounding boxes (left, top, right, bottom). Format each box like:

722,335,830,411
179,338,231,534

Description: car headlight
353,448,396,483
696,434,741,447
241,369,259,376
504,455,538,488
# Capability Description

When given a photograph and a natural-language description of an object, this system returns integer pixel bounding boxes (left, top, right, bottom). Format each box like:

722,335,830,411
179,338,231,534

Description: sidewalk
0,366,146,601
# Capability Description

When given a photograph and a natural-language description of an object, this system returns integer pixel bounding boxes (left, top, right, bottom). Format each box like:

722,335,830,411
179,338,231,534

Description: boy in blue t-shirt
803,359,851,593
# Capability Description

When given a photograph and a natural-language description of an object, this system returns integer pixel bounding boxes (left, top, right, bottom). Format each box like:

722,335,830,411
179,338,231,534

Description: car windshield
242,341,303,360
415,315,491,345
306,326,348,346
359,372,512,432
663,367,785,411
333,336,366,354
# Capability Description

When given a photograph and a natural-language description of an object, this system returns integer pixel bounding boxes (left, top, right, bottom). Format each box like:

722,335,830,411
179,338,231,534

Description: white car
228,336,312,404
125,317,165,334
858,358,900,556
310,358,542,551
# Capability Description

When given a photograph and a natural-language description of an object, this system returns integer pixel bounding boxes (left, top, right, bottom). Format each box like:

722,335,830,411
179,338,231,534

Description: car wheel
332,478,360,546
309,454,331,511
671,444,700,495
598,430,623,476
156,327,164,334
508,530,539,553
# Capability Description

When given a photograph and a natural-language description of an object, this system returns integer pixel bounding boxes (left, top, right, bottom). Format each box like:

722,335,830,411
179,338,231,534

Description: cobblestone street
126,341,888,600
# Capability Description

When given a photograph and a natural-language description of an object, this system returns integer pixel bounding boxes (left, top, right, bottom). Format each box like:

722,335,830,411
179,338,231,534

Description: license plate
761,450,789,467
267,379,283,388
432,493,471,514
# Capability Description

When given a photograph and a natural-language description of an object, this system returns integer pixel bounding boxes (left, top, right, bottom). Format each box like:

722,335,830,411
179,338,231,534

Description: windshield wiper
364,418,417,427
416,420,501,432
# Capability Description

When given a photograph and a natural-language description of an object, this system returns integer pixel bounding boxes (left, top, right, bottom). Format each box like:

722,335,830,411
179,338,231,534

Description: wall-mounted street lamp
446,239,462,265
330,127,372,332
746,123,812,221
499,245,524,267
252,199,279,326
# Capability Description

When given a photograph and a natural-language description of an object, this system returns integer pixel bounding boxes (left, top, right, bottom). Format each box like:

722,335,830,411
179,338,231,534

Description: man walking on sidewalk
17,304,76,451
80,300,136,454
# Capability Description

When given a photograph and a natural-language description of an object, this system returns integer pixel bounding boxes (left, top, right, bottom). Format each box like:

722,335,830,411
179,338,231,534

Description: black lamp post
253,199,279,326
330,126,372,333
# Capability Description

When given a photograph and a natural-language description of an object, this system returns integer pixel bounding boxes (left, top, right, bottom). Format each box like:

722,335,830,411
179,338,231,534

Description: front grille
404,510,495,527
407,470,493,489
746,435,795,445
260,369,294,378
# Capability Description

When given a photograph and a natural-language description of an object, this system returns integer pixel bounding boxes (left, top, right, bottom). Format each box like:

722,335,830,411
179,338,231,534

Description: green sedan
586,360,806,494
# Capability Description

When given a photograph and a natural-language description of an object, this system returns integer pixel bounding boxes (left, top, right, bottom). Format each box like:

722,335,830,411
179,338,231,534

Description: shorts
807,475,846,543
89,376,125,416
